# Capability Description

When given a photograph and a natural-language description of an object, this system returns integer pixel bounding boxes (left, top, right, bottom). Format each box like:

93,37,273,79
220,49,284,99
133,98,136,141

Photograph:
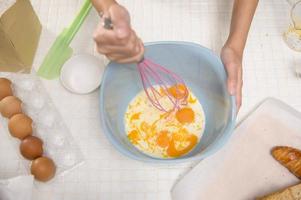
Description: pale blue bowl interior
100,41,236,163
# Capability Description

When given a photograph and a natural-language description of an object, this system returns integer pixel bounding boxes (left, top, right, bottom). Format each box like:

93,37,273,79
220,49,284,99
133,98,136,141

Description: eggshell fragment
0,96,22,118
20,136,43,160
31,156,56,182
8,113,33,139
0,78,13,100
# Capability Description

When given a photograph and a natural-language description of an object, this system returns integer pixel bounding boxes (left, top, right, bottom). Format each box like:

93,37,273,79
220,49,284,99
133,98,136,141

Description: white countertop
11,0,301,199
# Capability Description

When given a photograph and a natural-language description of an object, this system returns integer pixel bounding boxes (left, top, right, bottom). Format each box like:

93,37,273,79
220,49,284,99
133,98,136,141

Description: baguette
272,146,301,179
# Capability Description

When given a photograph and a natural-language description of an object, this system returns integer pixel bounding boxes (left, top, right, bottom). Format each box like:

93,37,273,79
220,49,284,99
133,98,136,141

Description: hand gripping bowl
99,41,236,163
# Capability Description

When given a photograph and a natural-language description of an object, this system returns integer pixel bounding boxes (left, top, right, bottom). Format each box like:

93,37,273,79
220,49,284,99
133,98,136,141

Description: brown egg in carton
0,75,84,182
0,77,55,182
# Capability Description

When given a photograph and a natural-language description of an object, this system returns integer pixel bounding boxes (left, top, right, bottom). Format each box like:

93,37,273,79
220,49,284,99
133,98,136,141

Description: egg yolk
168,84,187,99
128,130,140,144
167,134,198,157
176,107,195,124
130,113,141,122
156,131,170,148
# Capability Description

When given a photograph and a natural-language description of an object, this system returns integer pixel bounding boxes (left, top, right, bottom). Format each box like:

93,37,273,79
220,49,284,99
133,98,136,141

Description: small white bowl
60,54,105,94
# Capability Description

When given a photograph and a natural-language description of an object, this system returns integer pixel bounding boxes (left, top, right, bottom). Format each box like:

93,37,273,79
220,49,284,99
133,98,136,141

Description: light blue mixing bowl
100,41,236,163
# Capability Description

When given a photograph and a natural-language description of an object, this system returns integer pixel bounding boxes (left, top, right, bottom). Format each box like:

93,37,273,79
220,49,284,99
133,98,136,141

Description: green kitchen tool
37,0,92,79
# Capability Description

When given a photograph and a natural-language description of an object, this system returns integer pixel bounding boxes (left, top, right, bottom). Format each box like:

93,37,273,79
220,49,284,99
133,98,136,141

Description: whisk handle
102,17,114,29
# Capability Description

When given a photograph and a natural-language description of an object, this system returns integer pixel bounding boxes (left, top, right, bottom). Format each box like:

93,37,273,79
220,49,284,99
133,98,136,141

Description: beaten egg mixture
125,85,205,158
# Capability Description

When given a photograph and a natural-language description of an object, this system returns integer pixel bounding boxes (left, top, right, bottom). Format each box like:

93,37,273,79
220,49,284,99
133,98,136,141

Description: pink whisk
100,17,188,112
137,58,189,113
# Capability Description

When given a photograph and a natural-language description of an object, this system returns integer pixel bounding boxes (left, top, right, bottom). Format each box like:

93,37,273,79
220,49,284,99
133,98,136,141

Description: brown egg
0,78,13,100
8,114,33,139
31,156,56,182
0,96,22,118
20,136,43,160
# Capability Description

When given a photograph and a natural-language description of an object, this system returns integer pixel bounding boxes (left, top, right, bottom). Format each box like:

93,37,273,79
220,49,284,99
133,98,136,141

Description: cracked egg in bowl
99,41,236,163
125,85,205,158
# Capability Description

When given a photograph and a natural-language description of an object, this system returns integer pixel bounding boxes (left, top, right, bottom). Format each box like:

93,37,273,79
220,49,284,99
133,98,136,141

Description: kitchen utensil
172,98,301,200
99,41,236,163
37,0,92,79
138,58,188,112
101,17,188,112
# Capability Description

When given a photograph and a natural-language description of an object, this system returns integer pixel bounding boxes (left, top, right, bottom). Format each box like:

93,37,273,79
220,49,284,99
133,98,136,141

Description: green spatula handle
65,0,92,44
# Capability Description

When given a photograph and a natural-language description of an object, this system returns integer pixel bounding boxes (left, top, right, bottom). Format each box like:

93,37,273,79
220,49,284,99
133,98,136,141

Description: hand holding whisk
97,13,189,113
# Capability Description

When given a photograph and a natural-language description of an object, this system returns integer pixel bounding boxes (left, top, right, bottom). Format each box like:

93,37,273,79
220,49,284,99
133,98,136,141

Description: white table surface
6,0,301,199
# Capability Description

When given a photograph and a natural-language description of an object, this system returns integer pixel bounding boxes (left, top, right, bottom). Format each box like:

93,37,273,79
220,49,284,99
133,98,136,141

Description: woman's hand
93,3,144,63
221,0,258,112
221,45,243,111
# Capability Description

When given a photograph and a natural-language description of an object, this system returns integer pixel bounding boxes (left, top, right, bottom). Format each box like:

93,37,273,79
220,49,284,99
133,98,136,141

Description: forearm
225,0,258,55
91,0,117,12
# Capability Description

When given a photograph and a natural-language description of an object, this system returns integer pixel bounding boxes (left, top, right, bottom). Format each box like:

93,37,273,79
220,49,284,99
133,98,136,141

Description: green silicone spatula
37,0,92,79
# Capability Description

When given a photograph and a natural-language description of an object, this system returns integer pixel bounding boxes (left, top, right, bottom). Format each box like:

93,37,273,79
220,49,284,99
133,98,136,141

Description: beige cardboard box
0,0,41,73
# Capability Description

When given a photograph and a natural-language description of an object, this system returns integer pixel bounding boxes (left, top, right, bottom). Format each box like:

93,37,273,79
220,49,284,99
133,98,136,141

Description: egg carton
0,72,84,178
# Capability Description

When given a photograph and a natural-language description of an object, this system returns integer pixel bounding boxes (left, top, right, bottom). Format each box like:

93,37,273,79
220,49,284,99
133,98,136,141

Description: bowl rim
99,41,236,163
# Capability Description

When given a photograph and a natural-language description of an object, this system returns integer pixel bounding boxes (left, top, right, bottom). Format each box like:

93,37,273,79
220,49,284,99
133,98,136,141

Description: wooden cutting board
172,98,301,200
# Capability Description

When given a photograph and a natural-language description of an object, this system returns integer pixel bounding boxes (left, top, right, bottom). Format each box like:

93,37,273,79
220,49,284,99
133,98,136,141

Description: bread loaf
272,146,301,179
257,183,301,200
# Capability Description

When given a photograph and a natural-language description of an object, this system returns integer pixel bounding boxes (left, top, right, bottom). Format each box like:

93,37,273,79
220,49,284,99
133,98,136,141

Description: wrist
223,39,244,58
91,0,117,13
